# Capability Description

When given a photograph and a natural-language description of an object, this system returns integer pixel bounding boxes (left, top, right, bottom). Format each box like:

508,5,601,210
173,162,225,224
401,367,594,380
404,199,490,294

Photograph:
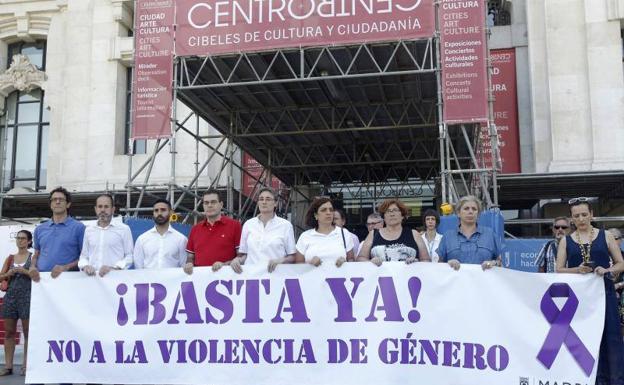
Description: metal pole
169,57,178,204
126,141,133,217
460,124,493,207
126,0,139,219
484,16,499,208
445,127,452,203
226,122,234,215
194,111,199,214
134,138,161,217
434,0,446,205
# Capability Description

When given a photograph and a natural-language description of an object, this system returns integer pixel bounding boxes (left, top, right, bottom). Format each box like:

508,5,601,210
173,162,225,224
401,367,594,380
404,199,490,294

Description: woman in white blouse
420,209,443,263
231,188,296,273
295,197,355,267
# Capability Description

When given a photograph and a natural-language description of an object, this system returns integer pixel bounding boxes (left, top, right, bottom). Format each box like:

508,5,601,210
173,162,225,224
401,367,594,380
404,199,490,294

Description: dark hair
378,198,409,218
257,187,277,200
334,208,346,222
569,200,592,213
305,197,333,229
203,188,222,202
49,186,71,203
422,209,440,225
153,199,172,209
95,194,115,207
17,229,33,248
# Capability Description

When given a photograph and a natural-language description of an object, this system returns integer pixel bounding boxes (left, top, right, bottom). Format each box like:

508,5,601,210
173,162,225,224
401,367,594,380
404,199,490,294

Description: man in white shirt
134,199,187,269
78,194,133,276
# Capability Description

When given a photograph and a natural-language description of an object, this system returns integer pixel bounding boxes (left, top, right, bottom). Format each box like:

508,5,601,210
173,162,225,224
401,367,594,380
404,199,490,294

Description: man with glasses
183,188,242,274
536,216,570,273
365,213,384,232
29,187,86,283
357,213,384,255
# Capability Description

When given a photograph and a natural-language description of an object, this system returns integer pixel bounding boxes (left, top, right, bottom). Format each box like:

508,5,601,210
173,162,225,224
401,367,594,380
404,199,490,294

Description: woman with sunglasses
358,198,430,265
0,230,33,376
556,197,624,385
295,197,354,267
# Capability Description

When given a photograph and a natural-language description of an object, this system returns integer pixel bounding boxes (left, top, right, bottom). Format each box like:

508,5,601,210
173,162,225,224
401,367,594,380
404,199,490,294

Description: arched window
1,41,48,191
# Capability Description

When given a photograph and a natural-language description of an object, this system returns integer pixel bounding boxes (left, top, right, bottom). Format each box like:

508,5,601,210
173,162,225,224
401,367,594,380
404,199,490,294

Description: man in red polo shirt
183,188,242,274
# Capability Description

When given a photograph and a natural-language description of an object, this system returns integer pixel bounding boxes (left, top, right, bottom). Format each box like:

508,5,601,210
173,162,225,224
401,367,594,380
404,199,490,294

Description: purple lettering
167,282,203,324
325,277,364,322
205,280,234,324
365,277,404,322
271,279,310,323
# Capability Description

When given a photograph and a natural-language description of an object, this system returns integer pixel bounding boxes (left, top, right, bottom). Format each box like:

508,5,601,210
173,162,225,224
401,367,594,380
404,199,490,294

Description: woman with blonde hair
436,195,502,270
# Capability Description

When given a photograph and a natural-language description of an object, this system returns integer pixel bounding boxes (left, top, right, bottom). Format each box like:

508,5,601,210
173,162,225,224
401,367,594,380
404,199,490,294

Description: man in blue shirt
29,187,85,282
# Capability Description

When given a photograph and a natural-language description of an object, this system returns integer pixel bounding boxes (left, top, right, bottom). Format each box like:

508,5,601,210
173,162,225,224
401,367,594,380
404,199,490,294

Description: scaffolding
124,1,501,228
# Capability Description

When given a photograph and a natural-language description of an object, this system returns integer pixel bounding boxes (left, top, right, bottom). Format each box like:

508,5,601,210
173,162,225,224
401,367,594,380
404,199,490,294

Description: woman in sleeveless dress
556,198,624,385
357,198,430,265
0,230,33,376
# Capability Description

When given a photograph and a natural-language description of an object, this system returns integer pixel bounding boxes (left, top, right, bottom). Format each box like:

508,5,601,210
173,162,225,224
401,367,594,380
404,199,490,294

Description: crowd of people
0,186,623,384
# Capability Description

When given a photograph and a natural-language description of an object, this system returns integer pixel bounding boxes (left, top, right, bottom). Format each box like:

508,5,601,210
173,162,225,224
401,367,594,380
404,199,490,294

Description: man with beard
78,194,133,276
133,199,187,269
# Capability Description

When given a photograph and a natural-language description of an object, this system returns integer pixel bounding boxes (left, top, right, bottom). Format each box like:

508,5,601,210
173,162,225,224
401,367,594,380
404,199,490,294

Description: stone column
584,0,624,170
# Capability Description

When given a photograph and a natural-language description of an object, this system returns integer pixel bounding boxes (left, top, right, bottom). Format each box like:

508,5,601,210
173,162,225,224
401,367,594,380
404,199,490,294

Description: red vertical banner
131,0,174,139
242,153,285,199
440,0,489,123
477,49,520,173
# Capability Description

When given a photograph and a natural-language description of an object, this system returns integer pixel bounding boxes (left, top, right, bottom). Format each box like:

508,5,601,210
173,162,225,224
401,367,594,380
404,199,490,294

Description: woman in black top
358,198,430,265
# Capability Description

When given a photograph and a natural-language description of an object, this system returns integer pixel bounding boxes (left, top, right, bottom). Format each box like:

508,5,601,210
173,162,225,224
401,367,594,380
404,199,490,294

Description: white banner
28,263,605,385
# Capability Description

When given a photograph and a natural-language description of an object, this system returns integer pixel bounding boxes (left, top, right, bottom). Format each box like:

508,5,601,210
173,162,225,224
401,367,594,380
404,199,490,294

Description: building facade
0,0,622,222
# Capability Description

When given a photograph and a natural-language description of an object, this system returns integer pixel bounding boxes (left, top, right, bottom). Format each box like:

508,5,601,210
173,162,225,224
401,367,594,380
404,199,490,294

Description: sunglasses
553,225,569,230
568,197,590,205
367,221,382,226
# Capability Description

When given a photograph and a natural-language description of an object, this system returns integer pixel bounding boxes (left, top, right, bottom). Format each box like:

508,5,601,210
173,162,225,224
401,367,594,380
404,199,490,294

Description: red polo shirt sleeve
186,225,198,254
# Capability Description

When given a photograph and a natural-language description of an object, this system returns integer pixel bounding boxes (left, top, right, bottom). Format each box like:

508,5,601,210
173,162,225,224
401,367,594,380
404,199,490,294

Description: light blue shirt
437,225,501,264
34,216,85,272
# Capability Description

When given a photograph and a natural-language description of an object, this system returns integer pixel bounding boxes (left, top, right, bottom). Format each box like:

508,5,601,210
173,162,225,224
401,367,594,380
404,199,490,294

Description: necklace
575,227,595,264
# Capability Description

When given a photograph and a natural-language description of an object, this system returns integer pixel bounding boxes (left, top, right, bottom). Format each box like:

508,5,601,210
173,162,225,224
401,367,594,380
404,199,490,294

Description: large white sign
28,263,604,385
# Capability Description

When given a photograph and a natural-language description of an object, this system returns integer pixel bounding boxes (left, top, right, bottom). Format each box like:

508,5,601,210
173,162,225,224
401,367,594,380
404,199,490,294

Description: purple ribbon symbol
537,283,595,377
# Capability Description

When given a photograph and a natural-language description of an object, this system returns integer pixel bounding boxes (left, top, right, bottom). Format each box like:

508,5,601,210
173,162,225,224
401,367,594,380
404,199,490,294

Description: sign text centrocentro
175,0,436,56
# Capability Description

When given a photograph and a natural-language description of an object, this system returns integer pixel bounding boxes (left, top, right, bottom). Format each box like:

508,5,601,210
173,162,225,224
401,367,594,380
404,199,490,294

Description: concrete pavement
0,346,25,385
